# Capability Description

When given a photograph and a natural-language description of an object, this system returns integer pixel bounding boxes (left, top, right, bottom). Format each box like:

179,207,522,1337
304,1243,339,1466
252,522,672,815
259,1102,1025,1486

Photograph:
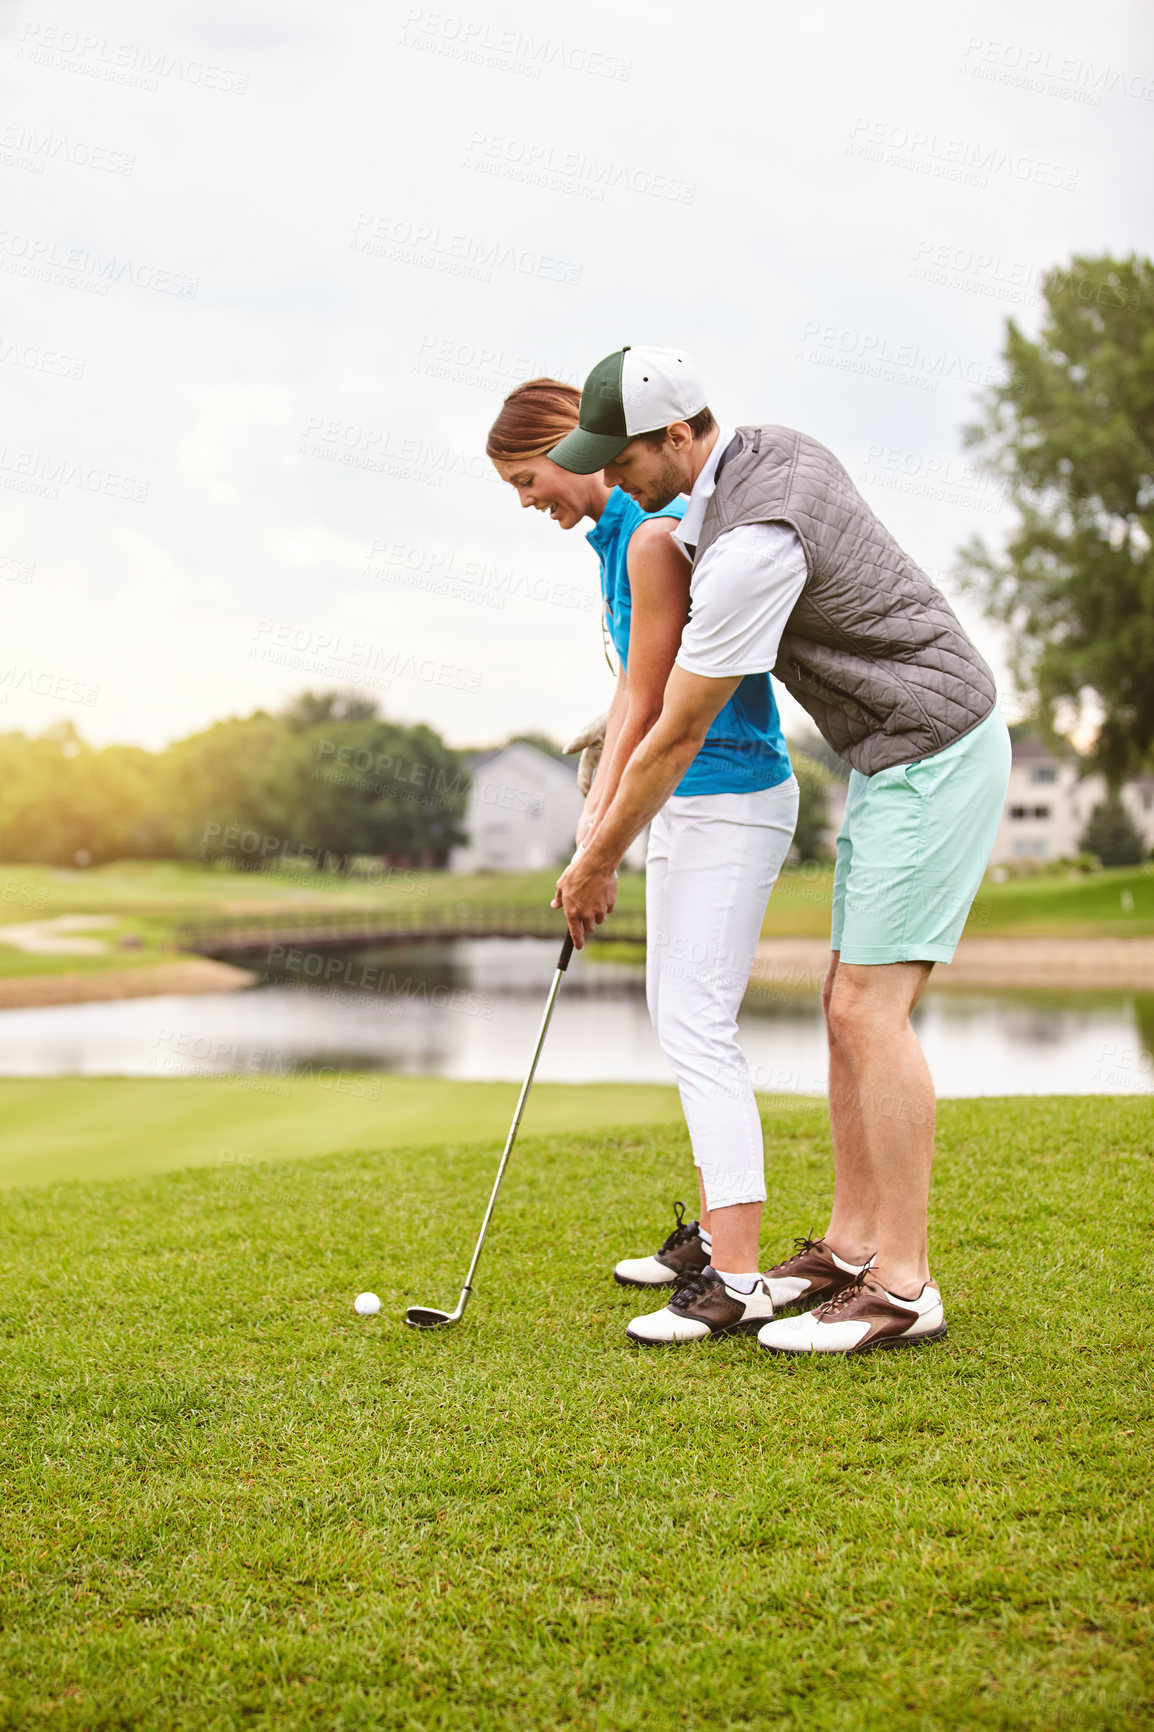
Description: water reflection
0,940,1149,1098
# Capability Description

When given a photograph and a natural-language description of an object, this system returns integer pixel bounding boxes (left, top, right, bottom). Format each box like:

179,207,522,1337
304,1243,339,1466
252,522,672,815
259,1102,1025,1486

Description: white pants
645,780,799,1212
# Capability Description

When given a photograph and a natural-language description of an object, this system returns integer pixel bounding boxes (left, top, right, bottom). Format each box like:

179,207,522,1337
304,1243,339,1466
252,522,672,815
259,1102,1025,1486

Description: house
991,733,1154,864
816,732,1154,865
448,741,650,874
449,743,584,873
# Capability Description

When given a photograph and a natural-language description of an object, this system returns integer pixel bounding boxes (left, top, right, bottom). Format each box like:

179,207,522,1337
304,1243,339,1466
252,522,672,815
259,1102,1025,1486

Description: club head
404,1305,458,1330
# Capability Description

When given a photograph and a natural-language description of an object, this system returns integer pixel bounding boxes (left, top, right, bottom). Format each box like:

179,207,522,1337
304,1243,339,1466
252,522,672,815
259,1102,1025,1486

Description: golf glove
564,711,608,796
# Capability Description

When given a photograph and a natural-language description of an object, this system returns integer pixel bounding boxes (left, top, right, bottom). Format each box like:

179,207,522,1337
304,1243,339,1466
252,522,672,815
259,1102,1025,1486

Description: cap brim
548,426,631,474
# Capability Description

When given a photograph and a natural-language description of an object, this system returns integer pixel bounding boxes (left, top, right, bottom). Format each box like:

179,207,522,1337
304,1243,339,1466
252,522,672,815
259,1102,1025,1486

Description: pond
1,940,1152,1098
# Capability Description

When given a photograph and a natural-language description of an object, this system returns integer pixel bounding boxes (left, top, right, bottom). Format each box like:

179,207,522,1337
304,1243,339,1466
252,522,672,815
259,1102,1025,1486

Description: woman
486,380,799,1344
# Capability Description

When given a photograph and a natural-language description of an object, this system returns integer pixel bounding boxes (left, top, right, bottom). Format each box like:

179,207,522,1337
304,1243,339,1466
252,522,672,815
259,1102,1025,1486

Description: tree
279,689,381,732
1079,796,1146,867
0,727,169,865
269,717,468,868
957,253,1154,781
162,713,287,867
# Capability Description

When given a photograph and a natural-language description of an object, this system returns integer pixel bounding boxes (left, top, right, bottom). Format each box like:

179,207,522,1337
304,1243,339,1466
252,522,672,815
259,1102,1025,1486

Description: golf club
405,929,575,1330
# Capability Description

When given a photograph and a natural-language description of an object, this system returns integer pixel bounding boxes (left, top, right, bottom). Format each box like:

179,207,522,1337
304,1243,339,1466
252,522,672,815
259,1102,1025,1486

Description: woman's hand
552,851,618,949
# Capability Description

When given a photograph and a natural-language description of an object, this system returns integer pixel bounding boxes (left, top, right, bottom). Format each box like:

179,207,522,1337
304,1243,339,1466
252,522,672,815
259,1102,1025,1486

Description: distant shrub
1079,798,1146,868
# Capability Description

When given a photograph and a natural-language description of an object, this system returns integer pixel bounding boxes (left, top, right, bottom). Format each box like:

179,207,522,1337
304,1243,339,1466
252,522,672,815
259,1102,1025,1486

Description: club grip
557,932,575,972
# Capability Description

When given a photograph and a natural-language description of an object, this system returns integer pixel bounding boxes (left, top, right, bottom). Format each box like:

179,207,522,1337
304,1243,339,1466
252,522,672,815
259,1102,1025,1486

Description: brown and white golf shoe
763,1236,873,1310
613,1201,710,1289
625,1267,774,1346
758,1272,946,1355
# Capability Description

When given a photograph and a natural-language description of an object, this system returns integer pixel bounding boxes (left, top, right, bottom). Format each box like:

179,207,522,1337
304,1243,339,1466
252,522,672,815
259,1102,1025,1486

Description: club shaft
455,937,572,1311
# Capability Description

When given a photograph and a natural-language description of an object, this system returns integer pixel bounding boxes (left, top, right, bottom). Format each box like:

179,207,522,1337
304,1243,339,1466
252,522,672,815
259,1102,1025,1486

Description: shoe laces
814,1269,872,1319
778,1232,825,1268
668,1269,714,1313
657,1200,699,1256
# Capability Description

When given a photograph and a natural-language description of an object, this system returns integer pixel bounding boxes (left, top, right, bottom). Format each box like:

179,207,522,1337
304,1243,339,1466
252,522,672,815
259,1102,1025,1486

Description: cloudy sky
3,0,1151,751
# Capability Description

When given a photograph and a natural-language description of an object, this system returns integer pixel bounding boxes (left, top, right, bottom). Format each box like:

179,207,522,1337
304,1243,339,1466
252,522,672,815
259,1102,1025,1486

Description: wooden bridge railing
176,902,648,958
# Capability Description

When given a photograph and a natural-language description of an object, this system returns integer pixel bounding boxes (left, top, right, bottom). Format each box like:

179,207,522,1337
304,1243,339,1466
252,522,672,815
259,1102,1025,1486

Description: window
1013,839,1049,858
1029,766,1058,784
1010,804,1027,819
1032,805,1051,819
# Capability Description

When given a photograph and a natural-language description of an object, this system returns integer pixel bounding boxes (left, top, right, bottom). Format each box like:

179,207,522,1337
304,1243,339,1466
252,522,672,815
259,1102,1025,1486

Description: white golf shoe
758,1273,946,1355
613,1200,710,1289
626,1267,775,1346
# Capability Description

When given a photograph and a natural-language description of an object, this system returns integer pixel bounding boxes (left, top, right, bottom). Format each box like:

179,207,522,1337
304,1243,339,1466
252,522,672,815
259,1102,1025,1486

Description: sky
3,0,1152,752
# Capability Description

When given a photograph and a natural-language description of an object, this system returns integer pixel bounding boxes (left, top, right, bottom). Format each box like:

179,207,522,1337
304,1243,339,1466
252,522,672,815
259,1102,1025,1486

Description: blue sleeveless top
586,487,792,798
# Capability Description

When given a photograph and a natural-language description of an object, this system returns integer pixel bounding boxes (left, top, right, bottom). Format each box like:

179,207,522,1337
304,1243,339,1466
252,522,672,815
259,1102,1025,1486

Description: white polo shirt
672,427,809,680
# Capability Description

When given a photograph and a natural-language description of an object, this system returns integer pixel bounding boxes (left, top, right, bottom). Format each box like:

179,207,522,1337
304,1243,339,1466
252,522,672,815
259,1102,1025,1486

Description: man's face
603,432,687,513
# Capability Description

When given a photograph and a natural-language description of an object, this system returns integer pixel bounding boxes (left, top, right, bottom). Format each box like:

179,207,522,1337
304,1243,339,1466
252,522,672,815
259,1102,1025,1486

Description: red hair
485,377,580,463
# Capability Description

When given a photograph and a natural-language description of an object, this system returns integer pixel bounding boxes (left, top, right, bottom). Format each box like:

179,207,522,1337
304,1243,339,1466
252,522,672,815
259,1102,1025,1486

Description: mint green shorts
830,708,1011,966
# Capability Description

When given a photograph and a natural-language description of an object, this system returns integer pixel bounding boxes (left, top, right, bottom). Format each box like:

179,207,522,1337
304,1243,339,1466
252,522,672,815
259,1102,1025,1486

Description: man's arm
553,520,809,947
553,665,740,945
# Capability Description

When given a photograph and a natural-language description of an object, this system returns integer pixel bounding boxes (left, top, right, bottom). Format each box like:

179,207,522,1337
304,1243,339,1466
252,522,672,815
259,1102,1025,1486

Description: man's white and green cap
549,345,708,474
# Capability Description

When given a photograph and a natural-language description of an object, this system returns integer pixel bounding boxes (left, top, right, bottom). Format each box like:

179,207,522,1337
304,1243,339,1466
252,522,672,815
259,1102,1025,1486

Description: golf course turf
1,1090,1150,1728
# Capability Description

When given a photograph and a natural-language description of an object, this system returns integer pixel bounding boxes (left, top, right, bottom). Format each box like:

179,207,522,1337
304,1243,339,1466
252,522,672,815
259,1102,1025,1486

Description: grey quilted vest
695,425,997,773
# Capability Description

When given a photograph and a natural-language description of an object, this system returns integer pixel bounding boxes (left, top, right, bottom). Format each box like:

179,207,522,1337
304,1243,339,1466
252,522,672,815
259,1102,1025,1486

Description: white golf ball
354,1291,381,1316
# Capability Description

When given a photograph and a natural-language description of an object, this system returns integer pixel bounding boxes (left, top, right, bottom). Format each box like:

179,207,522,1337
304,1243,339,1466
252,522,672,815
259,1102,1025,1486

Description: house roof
1010,731,1075,763
463,741,579,783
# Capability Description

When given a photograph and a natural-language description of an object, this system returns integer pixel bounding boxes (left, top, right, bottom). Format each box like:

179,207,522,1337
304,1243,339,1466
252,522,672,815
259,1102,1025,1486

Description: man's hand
552,850,617,949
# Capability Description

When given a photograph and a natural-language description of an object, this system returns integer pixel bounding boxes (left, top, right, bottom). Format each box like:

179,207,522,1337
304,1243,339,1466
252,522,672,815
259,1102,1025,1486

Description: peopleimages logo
0,229,199,299
0,664,100,706
0,446,149,503
248,621,484,695
349,213,582,288
793,321,1002,393
399,10,632,82
0,336,85,380
959,36,1154,105
297,414,499,488
0,125,135,177
845,117,1079,191
362,537,592,615
463,132,695,205
16,22,249,94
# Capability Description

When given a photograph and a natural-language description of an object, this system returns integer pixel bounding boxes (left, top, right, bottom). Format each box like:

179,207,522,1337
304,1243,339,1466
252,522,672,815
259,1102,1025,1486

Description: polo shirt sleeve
674,523,809,679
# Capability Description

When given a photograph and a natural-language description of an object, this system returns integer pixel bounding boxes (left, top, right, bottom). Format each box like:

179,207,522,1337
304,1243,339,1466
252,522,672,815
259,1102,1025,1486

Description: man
551,346,1011,1356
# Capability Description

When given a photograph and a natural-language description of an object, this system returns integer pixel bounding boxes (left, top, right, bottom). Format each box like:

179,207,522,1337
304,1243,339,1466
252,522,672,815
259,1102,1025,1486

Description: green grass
0,1076,686,1191
966,864,1154,936
1,1094,1150,1729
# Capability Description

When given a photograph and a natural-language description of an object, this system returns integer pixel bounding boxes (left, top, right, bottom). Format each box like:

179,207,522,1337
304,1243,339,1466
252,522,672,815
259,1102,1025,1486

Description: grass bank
0,1094,1150,1729
0,859,1151,987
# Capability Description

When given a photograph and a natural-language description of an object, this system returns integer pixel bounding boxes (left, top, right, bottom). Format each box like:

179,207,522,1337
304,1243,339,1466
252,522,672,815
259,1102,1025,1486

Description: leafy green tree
269,719,469,868
958,253,1154,780
1079,796,1146,867
0,727,169,865
279,689,381,732
162,713,286,868
0,696,468,870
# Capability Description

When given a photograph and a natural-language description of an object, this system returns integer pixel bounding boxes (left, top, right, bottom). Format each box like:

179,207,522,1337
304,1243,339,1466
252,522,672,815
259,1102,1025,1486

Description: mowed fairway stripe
0,1075,684,1190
